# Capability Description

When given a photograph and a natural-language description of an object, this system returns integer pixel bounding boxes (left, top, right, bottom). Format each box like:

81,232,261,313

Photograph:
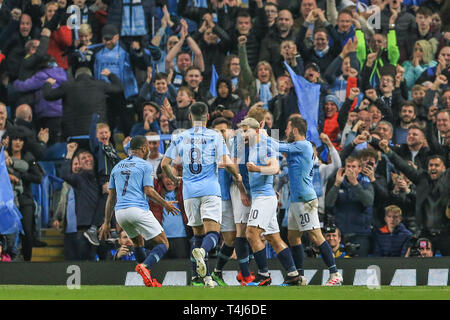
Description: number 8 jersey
109,156,155,211
165,126,229,200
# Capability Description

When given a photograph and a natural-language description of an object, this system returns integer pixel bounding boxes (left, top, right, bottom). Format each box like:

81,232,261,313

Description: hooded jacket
208,78,245,116
14,65,67,118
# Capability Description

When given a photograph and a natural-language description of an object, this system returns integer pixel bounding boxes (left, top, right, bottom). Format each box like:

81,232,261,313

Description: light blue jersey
248,135,276,199
230,134,251,195
165,126,228,199
278,140,317,203
109,156,154,211
218,168,232,201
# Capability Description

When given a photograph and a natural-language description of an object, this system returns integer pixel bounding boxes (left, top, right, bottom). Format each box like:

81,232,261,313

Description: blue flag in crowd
209,64,218,98
284,62,322,147
0,147,24,235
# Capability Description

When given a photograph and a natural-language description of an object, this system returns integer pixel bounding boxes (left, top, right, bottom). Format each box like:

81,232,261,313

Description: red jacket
47,26,72,70
149,178,188,226
323,112,340,149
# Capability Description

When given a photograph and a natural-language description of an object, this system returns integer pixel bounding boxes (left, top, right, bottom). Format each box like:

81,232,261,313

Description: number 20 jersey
165,126,229,200
109,156,154,211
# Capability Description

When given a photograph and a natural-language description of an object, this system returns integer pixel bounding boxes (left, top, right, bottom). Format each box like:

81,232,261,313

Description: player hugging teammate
103,102,343,287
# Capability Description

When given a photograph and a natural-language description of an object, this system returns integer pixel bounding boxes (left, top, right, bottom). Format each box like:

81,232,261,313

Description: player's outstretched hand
165,201,181,215
99,223,111,241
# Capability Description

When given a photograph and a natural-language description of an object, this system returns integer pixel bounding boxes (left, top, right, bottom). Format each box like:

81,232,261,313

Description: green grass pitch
0,285,449,300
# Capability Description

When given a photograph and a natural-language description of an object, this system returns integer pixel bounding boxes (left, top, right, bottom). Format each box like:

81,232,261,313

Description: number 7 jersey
165,126,229,200
109,156,154,211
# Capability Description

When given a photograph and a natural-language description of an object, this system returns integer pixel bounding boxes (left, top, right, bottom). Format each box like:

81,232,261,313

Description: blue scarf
315,46,329,58
259,82,272,110
121,0,147,36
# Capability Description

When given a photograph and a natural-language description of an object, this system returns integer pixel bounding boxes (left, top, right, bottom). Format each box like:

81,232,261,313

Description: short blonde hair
247,106,267,123
96,122,110,131
385,205,402,216
79,23,92,36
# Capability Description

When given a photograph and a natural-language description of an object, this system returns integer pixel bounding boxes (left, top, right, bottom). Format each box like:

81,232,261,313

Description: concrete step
40,228,63,238
31,256,65,262
40,237,64,247
32,247,64,257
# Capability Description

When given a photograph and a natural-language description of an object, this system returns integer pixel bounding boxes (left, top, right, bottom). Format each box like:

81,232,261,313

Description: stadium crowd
0,0,450,264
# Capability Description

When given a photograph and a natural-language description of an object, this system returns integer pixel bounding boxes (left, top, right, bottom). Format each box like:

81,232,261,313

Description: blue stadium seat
43,143,67,161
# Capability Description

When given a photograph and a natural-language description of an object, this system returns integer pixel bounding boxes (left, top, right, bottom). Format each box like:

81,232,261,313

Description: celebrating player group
99,102,343,287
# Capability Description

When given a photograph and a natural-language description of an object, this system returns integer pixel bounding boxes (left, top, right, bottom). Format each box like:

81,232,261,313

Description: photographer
323,227,350,258
373,205,414,257
112,230,136,261
407,238,437,258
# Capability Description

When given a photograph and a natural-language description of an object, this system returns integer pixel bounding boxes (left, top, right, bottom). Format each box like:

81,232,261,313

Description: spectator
208,77,246,123
138,72,177,107
402,39,437,95
192,12,231,86
379,139,450,256
85,113,122,245
325,156,375,256
52,144,81,260
130,101,161,138
6,132,44,261
229,6,268,71
393,101,417,145
60,144,102,260
221,54,241,92
42,67,122,139
112,230,136,261
173,86,195,129
183,65,212,103
238,35,277,109
40,1,72,70
150,165,190,259
415,45,450,84
373,205,414,257
322,227,350,258
390,170,417,233
407,237,435,257
69,24,96,76
165,19,205,89
297,10,343,75
93,24,143,136
13,55,67,144
392,124,431,170
259,9,298,72
145,132,163,179
11,104,48,161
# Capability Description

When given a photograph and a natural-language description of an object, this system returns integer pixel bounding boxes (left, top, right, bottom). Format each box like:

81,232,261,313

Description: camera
409,237,432,257
217,104,226,112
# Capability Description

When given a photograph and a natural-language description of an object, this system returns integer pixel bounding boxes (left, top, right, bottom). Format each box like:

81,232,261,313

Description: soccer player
210,117,254,286
240,117,301,286
161,102,242,288
99,135,180,287
280,116,343,286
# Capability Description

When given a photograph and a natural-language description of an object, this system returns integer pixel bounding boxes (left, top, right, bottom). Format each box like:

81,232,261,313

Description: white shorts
247,196,279,236
230,183,250,224
287,199,320,232
184,196,222,227
115,207,164,241
221,200,236,232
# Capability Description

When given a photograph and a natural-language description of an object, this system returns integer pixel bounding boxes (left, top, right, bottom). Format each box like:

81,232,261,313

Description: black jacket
42,73,123,138
60,160,100,228
385,149,450,236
